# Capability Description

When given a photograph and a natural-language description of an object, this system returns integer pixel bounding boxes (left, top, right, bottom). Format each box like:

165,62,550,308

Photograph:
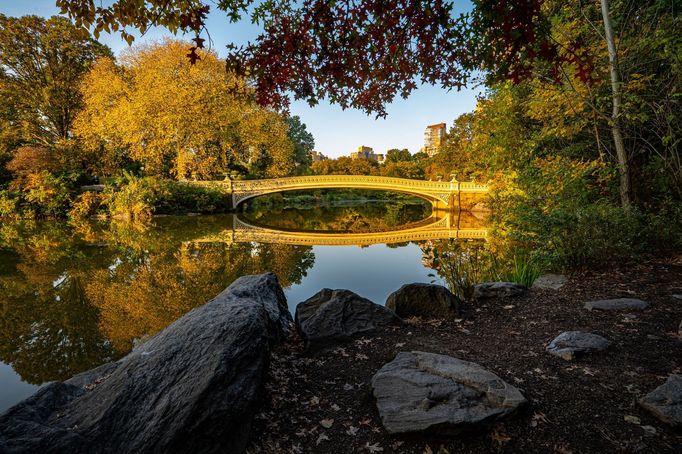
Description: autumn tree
0,15,111,147
311,156,379,176
75,40,297,179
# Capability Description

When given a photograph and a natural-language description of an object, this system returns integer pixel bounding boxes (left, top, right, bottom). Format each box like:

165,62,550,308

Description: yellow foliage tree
74,39,295,179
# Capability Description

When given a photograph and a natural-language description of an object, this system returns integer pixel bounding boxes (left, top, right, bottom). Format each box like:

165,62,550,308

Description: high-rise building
350,146,384,163
421,123,447,157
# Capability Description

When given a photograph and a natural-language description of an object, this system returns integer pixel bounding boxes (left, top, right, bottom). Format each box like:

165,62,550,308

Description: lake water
0,199,488,412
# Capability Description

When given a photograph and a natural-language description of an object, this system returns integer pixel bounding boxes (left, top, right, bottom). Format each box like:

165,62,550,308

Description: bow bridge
189,211,487,247
190,175,488,209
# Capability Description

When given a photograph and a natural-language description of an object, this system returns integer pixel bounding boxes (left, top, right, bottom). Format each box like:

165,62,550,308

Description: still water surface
0,199,486,411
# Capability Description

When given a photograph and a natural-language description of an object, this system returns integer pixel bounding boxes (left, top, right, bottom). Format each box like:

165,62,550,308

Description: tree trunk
600,0,631,210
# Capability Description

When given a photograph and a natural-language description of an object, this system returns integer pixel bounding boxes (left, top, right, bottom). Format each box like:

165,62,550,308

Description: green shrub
503,253,543,287
107,176,229,219
0,190,19,219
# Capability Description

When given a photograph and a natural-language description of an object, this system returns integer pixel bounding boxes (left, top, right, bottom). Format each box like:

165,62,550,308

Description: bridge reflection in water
191,210,488,247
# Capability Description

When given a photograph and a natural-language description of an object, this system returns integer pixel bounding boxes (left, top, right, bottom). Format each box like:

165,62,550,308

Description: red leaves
227,0,470,116
186,47,201,65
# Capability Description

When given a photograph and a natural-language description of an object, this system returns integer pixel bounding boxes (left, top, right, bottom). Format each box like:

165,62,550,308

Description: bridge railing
229,175,467,192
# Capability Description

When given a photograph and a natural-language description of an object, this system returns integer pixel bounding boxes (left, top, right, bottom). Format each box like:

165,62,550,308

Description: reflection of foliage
244,191,431,233
0,222,119,384
423,239,500,301
86,241,314,352
0,216,315,384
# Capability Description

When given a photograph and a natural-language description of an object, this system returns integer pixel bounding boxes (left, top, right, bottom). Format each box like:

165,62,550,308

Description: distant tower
422,123,447,157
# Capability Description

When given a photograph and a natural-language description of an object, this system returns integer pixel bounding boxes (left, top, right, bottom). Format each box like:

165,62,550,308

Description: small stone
584,298,648,312
673,294,682,300
385,283,462,319
532,274,567,290
371,351,526,435
639,375,682,427
546,331,610,360
474,282,527,299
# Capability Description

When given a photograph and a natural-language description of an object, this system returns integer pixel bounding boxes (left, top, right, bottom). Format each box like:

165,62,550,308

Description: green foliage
107,176,230,220
503,253,542,288
385,148,412,163
0,14,111,146
0,190,18,218
285,115,315,168
426,240,501,301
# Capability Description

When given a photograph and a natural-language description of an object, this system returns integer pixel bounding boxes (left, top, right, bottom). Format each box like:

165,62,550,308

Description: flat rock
385,283,462,319
0,273,290,454
546,331,610,360
639,375,682,427
295,289,401,350
371,351,526,435
532,274,567,290
474,282,527,299
584,298,648,312
673,294,682,300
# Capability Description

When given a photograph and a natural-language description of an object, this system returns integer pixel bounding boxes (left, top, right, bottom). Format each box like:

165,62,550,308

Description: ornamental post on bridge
223,175,234,210
449,177,461,210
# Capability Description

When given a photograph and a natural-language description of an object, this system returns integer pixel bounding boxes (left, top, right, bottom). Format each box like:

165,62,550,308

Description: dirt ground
248,257,682,453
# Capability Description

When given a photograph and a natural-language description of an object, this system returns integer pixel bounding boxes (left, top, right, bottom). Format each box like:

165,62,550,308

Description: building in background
420,122,447,157
309,150,328,163
350,145,384,163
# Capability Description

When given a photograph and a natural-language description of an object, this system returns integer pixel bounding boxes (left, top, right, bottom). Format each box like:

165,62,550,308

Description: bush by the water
106,176,230,220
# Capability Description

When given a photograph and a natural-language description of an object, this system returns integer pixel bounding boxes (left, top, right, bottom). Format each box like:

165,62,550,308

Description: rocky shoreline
1,259,681,453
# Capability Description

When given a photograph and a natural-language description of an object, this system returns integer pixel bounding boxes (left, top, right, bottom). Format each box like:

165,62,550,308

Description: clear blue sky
0,0,481,158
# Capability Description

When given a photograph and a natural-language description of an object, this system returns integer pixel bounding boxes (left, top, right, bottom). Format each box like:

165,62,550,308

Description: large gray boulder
371,351,526,435
0,273,291,454
584,298,648,312
639,375,682,427
474,282,527,299
295,289,401,351
546,331,610,360
385,283,462,319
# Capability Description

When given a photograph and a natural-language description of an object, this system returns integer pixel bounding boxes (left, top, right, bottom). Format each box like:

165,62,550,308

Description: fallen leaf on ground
320,418,334,429
624,415,641,425
315,434,329,445
365,442,383,453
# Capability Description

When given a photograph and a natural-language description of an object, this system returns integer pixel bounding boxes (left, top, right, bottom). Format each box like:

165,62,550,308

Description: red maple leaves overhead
56,0,594,114
225,0,593,115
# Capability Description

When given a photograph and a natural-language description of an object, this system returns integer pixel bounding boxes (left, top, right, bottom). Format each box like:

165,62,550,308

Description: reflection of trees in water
0,224,119,384
242,199,431,233
86,242,313,352
0,218,314,384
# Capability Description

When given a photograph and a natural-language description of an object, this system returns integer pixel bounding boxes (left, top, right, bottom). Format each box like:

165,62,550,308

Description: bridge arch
190,175,488,209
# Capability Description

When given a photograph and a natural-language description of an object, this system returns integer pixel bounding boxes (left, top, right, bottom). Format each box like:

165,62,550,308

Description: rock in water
546,331,610,360
295,289,401,351
532,274,567,290
0,273,291,454
385,283,462,319
474,282,527,299
584,298,648,312
639,375,682,427
371,351,526,435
